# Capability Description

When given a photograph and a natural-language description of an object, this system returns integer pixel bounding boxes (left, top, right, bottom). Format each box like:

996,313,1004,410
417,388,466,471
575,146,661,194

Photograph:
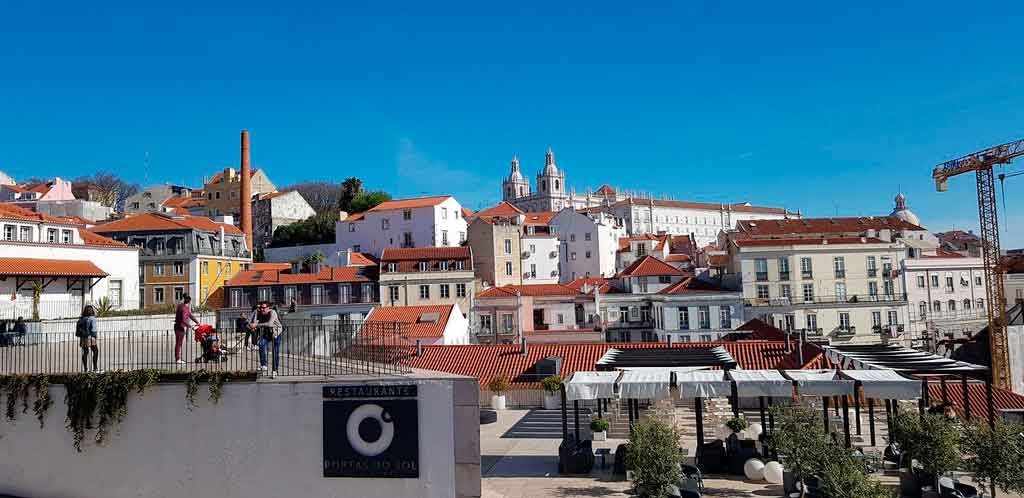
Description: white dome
890,192,921,226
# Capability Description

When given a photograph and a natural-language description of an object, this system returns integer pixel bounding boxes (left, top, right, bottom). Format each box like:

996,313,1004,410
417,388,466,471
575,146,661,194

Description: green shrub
487,374,511,394
626,419,682,498
541,375,563,393
590,417,609,433
725,416,748,433
961,420,1024,496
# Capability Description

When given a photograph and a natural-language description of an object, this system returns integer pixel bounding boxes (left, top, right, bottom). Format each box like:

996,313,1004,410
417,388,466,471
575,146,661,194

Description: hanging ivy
31,375,51,428
185,370,230,409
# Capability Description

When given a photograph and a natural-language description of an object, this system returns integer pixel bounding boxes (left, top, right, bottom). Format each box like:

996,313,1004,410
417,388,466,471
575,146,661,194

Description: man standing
174,295,200,364
248,301,283,378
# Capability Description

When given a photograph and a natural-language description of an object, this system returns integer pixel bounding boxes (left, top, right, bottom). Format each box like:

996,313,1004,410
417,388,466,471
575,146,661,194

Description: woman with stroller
75,305,100,372
248,301,282,378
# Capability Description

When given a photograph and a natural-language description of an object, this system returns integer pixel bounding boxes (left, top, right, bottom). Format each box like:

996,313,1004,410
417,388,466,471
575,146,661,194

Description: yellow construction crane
933,138,1024,389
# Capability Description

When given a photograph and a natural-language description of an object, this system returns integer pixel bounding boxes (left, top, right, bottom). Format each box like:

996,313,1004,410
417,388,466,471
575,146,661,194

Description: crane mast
933,138,1024,389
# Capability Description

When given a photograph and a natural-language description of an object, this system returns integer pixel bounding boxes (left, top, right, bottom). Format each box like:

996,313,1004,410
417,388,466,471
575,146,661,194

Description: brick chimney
239,130,253,251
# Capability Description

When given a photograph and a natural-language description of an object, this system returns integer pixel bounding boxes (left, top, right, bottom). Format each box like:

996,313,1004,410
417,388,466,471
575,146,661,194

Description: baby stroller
194,324,228,363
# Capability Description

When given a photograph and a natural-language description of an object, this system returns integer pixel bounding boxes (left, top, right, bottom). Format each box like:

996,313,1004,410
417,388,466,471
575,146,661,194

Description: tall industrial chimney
239,130,253,251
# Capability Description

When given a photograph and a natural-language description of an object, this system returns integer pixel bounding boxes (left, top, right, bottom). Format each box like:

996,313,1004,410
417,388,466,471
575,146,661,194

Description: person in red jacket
173,295,200,364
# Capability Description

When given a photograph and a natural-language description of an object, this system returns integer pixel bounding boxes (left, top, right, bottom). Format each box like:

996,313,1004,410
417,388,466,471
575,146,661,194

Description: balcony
745,293,908,307
779,271,790,281
605,319,654,330
867,269,877,277
832,326,856,337
801,271,813,279
834,270,846,279
755,272,768,282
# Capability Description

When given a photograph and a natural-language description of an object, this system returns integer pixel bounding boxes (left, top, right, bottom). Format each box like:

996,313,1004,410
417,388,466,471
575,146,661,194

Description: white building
366,304,470,346
336,195,468,255
902,250,988,347
0,204,140,318
602,198,798,246
616,233,694,274
522,231,560,285
549,208,627,283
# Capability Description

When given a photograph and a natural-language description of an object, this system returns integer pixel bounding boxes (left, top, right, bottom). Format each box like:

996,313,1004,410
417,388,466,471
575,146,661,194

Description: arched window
932,301,941,312
948,300,956,312
519,186,523,196
541,180,547,192
963,299,971,310
507,187,512,198
554,179,560,191
977,298,985,309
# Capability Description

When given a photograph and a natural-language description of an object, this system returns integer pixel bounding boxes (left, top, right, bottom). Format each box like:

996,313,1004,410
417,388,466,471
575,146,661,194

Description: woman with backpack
76,304,100,372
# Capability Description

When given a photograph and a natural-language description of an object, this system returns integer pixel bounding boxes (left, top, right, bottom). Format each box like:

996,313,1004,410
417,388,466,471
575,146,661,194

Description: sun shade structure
839,369,922,399
596,346,737,370
728,370,793,397
674,370,732,398
822,344,988,374
565,371,620,401
618,369,674,400
782,370,854,396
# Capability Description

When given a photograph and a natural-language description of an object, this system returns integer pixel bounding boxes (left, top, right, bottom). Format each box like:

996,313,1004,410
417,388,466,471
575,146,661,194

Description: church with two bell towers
501,147,628,212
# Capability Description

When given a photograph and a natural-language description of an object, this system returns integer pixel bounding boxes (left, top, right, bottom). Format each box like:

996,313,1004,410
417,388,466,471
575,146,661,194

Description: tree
72,172,140,211
771,405,831,498
349,191,391,214
892,412,961,493
961,420,1024,496
626,419,682,498
283,181,342,216
815,441,895,498
338,177,363,213
269,213,337,247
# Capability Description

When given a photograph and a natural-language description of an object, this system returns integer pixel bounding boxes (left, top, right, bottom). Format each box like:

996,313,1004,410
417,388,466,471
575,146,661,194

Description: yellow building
200,167,275,221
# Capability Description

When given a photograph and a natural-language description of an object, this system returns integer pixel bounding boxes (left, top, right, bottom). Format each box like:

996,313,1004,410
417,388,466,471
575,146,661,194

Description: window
882,258,893,277
584,232,591,241
945,276,954,292
557,313,564,324
153,287,165,304
719,307,731,328
931,275,940,287
872,311,882,329
778,257,790,280
529,244,536,254
311,285,323,305
215,192,221,200
883,279,893,296
153,263,165,276
678,308,689,329
231,289,243,308
173,261,184,275
569,234,576,242
505,262,513,276
833,257,845,278
636,244,647,256
174,287,185,302
348,223,355,232
107,280,123,308
441,230,448,245
18,226,30,241
977,298,984,309
585,251,591,259
439,261,449,271
47,229,58,243
403,209,412,220
948,299,956,312
919,301,927,319
887,311,898,326
756,285,770,299
388,286,400,303
658,275,671,284
867,281,878,297
501,313,514,332
780,284,791,299
455,260,465,270
838,312,851,330
916,275,925,288
700,334,713,342
802,283,814,303
480,314,492,332
800,257,813,278
459,232,466,243
835,282,847,301
637,279,649,293
960,275,969,287
402,232,413,247
783,314,795,332
441,207,447,219
419,285,430,300
417,261,428,272
382,218,389,230
258,287,271,302
456,283,466,298
216,262,223,275
754,258,768,281
570,252,576,260
3,225,13,240
698,306,711,329
963,299,971,310
975,275,983,286
866,256,877,277
805,314,817,331
504,239,512,254
529,264,537,278
284,286,296,304
440,284,450,299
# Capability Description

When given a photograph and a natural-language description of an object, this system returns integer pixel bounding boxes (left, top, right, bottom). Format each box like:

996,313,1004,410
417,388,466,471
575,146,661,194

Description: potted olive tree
726,415,749,435
626,419,682,498
903,414,961,498
488,374,511,410
591,417,610,441
771,405,830,498
541,375,563,410
961,419,1024,498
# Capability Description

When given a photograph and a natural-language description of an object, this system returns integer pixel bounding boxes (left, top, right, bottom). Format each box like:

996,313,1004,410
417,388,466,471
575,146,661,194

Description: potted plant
541,375,563,410
726,415,749,435
770,405,830,498
591,417,609,441
961,419,1024,497
625,419,681,497
900,413,961,498
488,374,511,410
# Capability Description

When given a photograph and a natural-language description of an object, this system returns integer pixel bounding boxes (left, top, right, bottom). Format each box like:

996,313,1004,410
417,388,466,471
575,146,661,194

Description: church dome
541,147,559,176
506,155,526,182
890,192,921,227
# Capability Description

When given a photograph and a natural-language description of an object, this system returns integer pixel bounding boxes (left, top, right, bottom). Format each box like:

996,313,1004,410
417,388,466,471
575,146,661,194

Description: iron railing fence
0,320,412,376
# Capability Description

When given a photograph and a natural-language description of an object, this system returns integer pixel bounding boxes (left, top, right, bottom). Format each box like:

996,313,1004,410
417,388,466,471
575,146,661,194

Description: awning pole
597,398,603,419
853,383,862,435
695,396,705,454
561,384,568,439
940,377,949,405
573,400,580,442
884,399,893,435
961,374,971,420
822,396,830,434
834,395,840,417
842,394,851,448
758,396,767,430
730,380,739,418
919,378,929,418
867,397,876,447
767,396,775,434
986,378,996,428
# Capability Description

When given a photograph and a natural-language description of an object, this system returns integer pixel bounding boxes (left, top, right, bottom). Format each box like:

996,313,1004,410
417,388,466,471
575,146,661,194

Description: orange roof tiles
616,255,685,277
475,202,523,219
618,234,669,252
367,195,452,212
226,264,375,287
92,212,243,235
733,237,887,248
478,284,581,299
665,254,692,263
523,211,557,226
406,341,792,388
367,304,454,339
707,254,730,266
380,246,471,261
732,318,787,340
0,203,76,225
77,228,130,248
595,184,616,195
927,381,1024,421
736,216,924,236
658,276,728,295
0,258,108,277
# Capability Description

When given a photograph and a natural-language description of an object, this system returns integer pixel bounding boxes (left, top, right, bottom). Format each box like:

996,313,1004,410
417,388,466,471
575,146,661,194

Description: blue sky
2,2,1023,245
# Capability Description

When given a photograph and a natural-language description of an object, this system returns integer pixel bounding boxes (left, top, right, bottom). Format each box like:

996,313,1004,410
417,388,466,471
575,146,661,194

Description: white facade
605,199,796,246
549,209,627,283
902,255,988,345
335,196,468,256
522,235,560,284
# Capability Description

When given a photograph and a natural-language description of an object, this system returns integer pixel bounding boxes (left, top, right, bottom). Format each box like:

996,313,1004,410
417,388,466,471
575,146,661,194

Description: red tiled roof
368,195,452,212
348,252,378,266
78,228,130,248
927,381,1024,421
207,168,260,185
478,284,580,299
342,212,366,222
924,248,966,258
1003,255,1024,274
658,276,728,295
256,191,289,201
161,197,193,209
475,202,523,219
616,255,685,277
595,184,616,195
665,254,691,263
367,304,454,339
406,341,793,388
708,254,730,266
461,207,474,218
736,216,924,236
733,318,787,340
523,211,557,226
380,246,471,261
0,258,108,277
936,230,980,242
733,237,887,248
618,234,669,252
92,212,243,235
226,264,375,287
0,203,77,225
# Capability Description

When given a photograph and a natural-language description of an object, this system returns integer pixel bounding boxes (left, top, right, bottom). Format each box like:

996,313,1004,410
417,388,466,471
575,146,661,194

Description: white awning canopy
675,370,732,399
840,369,921,399
783,370,854,396
728,370,793,397
619,369,672,400
565,371,620,401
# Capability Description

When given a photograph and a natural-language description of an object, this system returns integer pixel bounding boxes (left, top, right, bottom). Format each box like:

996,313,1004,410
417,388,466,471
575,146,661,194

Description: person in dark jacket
235,312,256,349
76,305,99,372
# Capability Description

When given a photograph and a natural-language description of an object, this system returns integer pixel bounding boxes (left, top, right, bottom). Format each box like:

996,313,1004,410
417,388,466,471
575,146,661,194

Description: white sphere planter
763,461,784,484
748,422,764,438
744,459,766,481
491,394,507,410
715,424,731,440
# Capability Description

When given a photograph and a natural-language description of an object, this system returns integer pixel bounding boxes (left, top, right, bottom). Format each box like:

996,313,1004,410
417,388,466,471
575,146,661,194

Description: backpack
75,317,91,338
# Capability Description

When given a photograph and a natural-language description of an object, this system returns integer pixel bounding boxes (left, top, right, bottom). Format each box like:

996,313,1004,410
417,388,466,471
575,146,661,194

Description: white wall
263,243,343,264
551,209,625,283
442,303,471,345
0,376,481,498
903,256,988,340
336,197,468,255
522,235,559,284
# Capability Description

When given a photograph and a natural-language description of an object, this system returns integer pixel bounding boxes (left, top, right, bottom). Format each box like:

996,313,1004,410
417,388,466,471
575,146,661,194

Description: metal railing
0,320,412,376
744,293,908,307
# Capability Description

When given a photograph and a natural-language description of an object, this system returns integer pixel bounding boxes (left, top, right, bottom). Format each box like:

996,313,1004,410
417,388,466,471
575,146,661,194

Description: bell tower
502,155,530,201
